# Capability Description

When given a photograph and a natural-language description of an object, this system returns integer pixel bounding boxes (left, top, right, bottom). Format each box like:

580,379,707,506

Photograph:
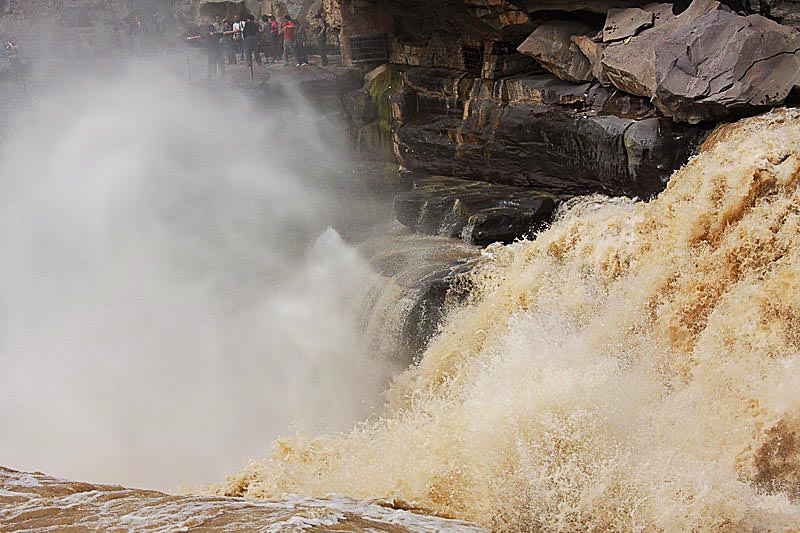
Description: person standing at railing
281,15,297,66
294,20,309,66
314,13,328,66
268,14,281,63
222,19,237,65
232,15,244,61
242,14,262,67
187,24,226,80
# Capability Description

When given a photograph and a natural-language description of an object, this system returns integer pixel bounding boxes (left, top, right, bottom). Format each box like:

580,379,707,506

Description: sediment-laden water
218,109,800,531
0,466,488,532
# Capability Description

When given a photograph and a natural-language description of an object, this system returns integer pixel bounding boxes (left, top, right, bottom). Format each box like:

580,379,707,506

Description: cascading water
220,108,800,531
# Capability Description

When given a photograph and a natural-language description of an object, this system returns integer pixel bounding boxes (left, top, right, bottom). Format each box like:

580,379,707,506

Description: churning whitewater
218,109,800,530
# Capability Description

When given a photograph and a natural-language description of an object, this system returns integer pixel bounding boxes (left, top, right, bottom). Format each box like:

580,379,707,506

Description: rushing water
0,466,489,532
219,109,800,531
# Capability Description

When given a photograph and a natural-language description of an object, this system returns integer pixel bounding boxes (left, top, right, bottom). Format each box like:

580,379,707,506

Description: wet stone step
393,175,563,246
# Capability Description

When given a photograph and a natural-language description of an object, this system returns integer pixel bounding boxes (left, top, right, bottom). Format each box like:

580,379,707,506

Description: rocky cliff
339,0,800,200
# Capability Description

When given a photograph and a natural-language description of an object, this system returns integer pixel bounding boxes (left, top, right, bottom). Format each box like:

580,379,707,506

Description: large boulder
654,10,800,123
601,0,724,97
518,20,598,83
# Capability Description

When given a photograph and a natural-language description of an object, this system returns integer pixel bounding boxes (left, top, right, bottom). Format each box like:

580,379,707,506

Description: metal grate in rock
348,34,388,63
461,45,483,74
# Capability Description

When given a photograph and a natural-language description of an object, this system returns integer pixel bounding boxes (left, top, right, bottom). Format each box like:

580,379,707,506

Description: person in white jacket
232,15,244,61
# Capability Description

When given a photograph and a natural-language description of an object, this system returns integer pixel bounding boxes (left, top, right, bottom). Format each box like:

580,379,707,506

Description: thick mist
0,64,393,490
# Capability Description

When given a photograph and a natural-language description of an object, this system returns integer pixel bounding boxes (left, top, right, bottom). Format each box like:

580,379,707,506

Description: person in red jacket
281,15,297,65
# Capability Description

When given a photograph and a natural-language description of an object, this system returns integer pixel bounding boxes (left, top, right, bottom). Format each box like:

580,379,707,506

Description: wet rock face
359,228,481,364
391,68,709,197
340,2,800,196
393,175,560,246
654,10,800,123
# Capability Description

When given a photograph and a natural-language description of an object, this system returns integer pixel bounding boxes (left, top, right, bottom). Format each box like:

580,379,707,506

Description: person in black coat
187,24,225,80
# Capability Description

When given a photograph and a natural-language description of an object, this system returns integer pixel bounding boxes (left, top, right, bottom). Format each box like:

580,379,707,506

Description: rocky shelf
347,65,710,198
394,175,562,246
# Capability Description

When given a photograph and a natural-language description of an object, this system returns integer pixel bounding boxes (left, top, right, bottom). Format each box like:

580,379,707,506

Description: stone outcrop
393,175,560,246
518,20,598,83
599,1,800,123
382,66,708,197
333,0,800,203
654,10,800,122
601,1,723,97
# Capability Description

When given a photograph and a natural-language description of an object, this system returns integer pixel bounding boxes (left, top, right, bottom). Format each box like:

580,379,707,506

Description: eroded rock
602,0,723,97
394,175,560,245
392,68,709,197
518,20,598,83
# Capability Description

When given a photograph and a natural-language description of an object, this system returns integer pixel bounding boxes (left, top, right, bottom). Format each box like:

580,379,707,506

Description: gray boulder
518,20,598,83
603,7,655,41
602,0,724,97
654,10,800,123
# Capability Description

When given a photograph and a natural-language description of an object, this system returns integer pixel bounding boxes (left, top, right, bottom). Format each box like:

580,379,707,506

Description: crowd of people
192,12,330,80
0,8,332,81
